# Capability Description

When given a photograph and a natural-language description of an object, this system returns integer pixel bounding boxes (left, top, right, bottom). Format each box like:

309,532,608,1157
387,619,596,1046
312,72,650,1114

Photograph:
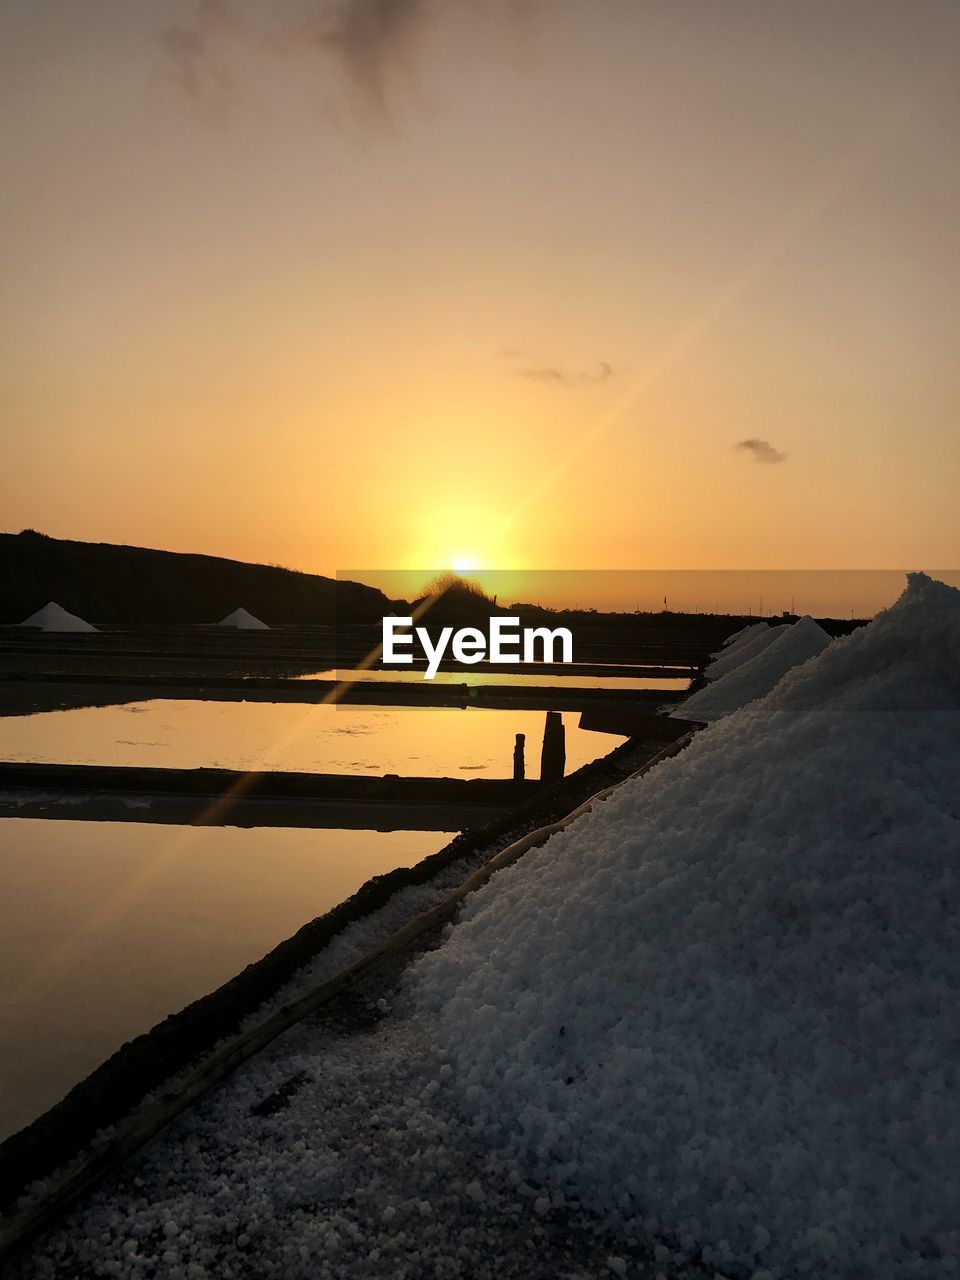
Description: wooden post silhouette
513,732,525,782
539,711,565,782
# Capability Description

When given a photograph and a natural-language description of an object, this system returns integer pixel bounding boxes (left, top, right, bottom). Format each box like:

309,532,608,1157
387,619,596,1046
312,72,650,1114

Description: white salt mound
413,573,960,1280
218,607,269,630
676,615,831,721
18,601,97,632
712,620,767,656
704,621,786,680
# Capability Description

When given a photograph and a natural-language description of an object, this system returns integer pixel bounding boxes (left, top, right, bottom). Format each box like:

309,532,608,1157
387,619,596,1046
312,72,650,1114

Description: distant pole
513,732,525,782
540,712,566,782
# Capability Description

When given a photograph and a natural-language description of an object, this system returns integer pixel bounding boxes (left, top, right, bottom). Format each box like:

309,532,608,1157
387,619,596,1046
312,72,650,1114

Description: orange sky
2,1,959,597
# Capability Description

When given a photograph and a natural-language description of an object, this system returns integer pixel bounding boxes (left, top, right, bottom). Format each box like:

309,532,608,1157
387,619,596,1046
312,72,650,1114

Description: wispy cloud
160,0,236,122
160,0,527,126
516,360,617,389
318,0,429,121
734,437,788,464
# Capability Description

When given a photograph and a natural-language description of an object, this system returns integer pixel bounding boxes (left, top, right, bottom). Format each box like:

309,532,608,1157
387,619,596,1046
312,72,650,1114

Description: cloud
318,0,430,121
159,0,236,122
734,438,789,464
517,360,617,389
160,0,527,126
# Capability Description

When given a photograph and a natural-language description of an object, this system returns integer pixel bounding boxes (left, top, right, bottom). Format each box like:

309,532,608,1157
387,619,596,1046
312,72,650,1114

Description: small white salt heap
18,601,97,632
714,619,767,653
414,573,960,1280
677,615,831,721
217,607,269,630
704,622,787,681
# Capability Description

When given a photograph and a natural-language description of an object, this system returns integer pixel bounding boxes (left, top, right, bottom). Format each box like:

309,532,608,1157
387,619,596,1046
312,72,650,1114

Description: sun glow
450,556,479,574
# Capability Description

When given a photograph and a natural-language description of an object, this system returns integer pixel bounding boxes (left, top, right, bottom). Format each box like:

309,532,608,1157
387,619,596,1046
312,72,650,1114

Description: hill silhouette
0,531,391,625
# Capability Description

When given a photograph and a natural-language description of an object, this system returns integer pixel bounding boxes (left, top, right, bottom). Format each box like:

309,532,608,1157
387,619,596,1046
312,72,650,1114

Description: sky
2,0,959,601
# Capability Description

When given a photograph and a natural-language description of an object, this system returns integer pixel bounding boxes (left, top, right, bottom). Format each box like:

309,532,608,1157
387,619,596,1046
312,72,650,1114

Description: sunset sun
450,556,478,574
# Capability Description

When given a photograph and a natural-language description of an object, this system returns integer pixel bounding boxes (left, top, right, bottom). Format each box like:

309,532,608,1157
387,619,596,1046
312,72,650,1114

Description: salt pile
217,607,269,630
703,622,786,681
18,602,97,632
676,615,831,721
715,620,767,652
413,574,960,1280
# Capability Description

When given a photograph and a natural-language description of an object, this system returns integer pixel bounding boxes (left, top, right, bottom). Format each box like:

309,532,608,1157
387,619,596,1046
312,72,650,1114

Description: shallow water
0,702,624,777
296,668,691,691
0,818,450,1141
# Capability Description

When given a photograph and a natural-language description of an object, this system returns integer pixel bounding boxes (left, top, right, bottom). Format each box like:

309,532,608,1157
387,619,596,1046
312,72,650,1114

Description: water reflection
0,702,624,777
297,668,691,690
0,818,449,1141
